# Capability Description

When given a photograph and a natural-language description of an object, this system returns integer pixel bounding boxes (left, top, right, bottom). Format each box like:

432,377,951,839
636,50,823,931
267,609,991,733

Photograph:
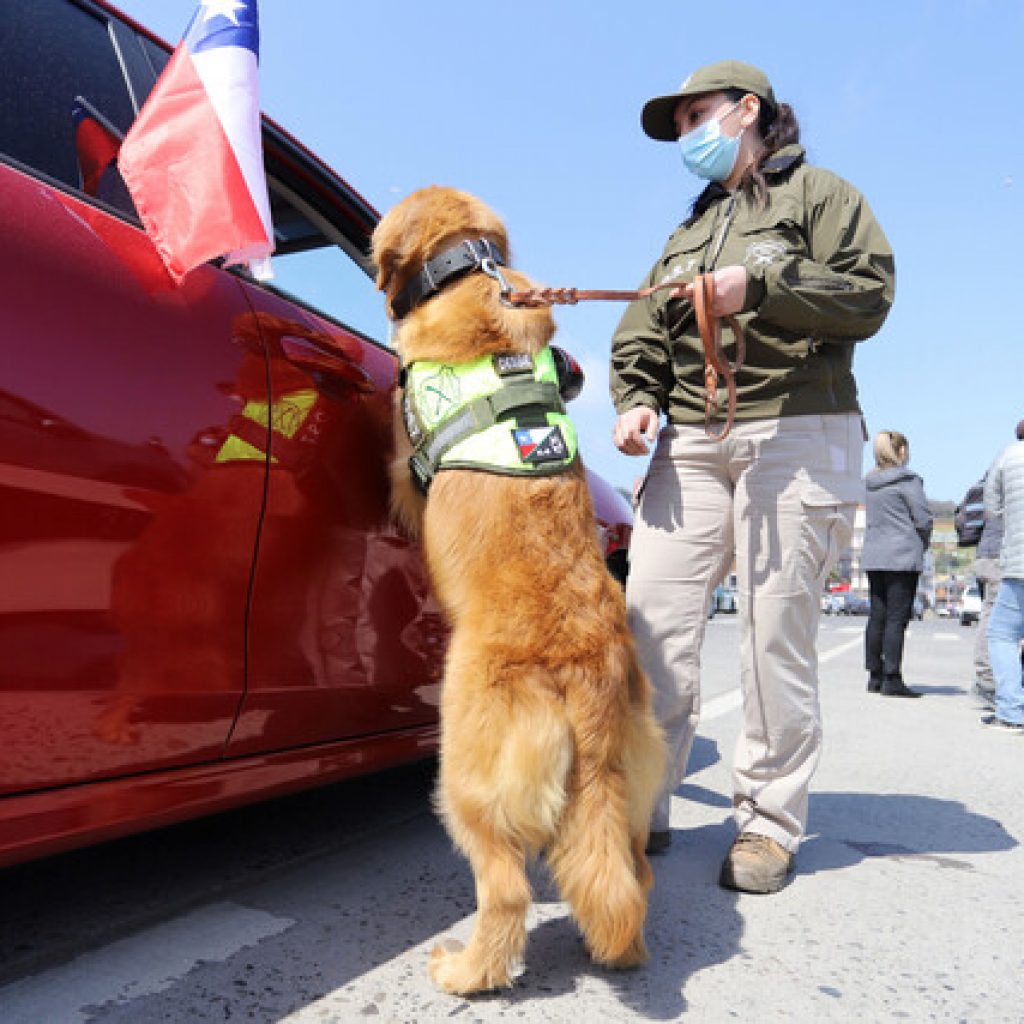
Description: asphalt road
1,614,1021,1023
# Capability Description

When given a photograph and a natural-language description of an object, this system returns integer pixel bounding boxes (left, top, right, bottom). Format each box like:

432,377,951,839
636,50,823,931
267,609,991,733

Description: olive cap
641,60,777,141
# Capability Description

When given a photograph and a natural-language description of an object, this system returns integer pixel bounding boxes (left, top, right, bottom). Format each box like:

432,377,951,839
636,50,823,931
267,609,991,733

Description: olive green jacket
610,145,895,422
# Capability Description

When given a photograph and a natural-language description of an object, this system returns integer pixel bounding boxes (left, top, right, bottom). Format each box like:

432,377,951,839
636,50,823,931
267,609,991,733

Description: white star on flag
200,0,247,27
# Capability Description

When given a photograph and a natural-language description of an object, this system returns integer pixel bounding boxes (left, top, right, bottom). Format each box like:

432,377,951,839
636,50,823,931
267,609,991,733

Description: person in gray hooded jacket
860,430,933,697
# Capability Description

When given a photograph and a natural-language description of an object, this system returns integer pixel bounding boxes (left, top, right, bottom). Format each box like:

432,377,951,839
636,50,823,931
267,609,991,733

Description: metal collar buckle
479,254,514,307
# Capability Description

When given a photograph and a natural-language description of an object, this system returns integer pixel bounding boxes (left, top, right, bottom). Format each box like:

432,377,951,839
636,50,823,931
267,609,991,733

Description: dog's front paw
429,938,511,995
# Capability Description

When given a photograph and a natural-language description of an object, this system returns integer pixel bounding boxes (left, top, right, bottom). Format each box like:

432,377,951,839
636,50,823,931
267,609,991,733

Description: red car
0,0,632,867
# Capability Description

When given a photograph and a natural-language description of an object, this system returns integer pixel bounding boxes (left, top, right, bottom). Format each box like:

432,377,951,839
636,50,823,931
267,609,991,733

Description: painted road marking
0,902,295,1024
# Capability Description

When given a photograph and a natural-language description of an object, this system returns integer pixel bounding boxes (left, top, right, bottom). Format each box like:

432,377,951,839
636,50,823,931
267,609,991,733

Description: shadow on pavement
677,782,732,809
507,789,1018,1018
675,736,731,808
800,791,1019,876
685,735,721,774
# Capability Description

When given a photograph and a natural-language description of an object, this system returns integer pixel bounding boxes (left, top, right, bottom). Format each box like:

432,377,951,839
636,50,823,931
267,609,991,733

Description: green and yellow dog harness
400,346,578,493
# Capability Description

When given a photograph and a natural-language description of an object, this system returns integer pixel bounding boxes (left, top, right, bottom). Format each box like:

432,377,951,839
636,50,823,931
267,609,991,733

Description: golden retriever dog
372,186,665,996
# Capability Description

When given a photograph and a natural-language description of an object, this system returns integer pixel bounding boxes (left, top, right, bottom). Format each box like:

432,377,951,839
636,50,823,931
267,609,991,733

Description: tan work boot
719,833,794,894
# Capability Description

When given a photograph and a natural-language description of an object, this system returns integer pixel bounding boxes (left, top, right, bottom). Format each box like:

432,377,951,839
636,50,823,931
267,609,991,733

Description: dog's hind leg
430,675,572,995
429,827,531,995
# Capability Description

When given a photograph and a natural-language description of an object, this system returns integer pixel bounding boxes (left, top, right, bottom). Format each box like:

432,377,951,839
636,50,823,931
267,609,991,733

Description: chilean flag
118,0,274,283
72,97,123,197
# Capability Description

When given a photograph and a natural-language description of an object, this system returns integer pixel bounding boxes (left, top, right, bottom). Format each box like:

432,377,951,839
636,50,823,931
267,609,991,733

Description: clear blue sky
117,0,1023,502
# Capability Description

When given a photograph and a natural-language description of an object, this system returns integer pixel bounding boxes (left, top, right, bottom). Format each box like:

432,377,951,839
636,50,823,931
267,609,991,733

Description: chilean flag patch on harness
513,426,569,464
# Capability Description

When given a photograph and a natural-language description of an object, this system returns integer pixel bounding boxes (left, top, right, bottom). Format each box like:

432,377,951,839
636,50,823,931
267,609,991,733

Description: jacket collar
695,144,807,209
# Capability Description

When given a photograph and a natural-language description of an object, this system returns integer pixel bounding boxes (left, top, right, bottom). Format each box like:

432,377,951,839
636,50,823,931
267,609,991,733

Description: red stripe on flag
118,46,268,283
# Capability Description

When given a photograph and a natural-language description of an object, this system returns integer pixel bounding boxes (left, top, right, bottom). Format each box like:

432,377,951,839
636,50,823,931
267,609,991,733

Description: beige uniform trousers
627,413,863,851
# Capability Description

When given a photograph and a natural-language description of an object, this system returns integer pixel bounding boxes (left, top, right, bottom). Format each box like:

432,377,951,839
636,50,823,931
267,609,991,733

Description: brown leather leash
494,273,746,441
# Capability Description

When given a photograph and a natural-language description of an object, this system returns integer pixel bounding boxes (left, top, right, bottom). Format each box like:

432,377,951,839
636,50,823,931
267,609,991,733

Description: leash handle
691,274,746,441
502,275,746,441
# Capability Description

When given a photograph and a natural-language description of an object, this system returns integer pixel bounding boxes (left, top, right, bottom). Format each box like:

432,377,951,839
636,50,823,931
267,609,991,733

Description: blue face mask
678,102,742,182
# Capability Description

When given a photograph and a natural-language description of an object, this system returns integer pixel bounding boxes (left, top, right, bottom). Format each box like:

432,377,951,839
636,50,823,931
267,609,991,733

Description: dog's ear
373,246,395,294
371,217,401,294
372,192,421,296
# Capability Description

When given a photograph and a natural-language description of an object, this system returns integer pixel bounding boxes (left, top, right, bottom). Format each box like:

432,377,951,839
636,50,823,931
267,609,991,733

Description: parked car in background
837,593,870,616
960,587,982,626
713,584,738,614
0,0,634,868
821,593,843,615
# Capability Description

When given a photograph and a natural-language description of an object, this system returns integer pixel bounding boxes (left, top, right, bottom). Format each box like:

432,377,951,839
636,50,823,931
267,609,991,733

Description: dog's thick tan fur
372,186,665,996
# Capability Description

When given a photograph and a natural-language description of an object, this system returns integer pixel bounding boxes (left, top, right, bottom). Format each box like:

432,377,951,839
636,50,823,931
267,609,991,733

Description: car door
0,0,267,793
224,138,445,756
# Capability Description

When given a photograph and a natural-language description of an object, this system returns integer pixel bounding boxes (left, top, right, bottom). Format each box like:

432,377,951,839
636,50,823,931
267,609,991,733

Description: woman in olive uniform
611,60,894,893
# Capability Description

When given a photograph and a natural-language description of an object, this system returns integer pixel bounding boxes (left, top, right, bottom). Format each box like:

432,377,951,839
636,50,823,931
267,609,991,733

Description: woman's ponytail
744,101,801,207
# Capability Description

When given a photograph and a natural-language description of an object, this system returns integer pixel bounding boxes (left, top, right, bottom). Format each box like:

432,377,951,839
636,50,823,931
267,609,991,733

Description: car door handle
280,335,373,391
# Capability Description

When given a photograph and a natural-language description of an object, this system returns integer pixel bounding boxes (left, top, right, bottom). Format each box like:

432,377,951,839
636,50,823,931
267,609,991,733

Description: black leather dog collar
391,238,505,320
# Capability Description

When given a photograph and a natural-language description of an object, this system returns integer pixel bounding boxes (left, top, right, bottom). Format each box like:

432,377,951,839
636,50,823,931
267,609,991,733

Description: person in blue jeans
982,420,1024,732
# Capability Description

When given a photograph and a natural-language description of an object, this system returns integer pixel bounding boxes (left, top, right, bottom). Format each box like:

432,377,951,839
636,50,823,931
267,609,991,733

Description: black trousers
865,570,920,680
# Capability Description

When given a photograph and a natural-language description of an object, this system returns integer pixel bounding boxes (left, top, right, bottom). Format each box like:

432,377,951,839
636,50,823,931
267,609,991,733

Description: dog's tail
546,652,664,966
546,753,649,965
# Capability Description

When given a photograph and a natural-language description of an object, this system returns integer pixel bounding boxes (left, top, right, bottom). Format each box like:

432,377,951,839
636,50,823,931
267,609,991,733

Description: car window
260,160,389,345
264,206,389,345
0,0,138,216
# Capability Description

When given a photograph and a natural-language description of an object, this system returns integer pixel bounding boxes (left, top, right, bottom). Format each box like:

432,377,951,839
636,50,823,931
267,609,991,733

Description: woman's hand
613,406,660,455
678,265,748,316
708,265,748,315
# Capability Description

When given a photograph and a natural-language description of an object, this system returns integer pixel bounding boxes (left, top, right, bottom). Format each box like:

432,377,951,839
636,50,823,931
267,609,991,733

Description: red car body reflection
0,0,633,868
